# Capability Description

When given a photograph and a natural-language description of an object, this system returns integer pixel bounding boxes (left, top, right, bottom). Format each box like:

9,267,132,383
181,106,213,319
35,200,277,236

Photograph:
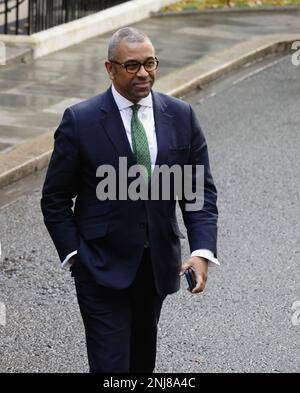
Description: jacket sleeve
179,104,218,257
41,107,80,262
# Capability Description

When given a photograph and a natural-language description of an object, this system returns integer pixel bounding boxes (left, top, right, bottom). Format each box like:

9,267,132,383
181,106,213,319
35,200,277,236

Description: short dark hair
108,27,151,60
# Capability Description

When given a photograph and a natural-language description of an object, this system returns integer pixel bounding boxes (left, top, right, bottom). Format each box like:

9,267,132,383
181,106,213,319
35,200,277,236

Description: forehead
116,40,155,61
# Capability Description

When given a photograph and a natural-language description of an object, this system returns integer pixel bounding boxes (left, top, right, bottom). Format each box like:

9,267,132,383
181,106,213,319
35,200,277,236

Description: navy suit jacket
41,87,218,296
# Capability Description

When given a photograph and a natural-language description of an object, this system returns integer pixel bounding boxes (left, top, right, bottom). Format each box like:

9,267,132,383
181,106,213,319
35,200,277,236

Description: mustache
133,77,152,83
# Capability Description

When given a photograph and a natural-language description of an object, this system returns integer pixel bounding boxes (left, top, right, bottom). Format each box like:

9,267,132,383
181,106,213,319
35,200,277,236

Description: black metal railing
0,0,27,34
0,0,130,35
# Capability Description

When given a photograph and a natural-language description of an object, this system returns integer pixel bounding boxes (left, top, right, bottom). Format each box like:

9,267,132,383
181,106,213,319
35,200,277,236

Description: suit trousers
72,248,166,373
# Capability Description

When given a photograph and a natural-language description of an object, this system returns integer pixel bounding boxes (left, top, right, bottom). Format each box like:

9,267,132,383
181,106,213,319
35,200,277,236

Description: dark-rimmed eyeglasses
109,57,159,74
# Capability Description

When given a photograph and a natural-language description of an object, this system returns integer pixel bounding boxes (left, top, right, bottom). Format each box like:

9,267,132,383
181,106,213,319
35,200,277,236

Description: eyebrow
123,56,155,63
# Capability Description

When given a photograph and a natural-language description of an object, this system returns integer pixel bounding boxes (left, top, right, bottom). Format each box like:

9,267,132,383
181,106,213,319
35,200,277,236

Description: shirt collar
111,84,152,111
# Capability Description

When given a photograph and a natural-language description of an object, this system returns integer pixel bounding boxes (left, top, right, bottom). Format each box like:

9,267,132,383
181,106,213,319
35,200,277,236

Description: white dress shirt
62,85,219,268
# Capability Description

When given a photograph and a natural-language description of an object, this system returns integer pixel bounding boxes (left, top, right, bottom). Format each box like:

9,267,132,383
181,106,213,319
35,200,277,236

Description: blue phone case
184,269,195,290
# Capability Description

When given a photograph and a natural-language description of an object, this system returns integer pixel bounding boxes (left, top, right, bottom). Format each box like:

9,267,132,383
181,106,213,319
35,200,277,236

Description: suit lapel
99,87,136,168
98,88,174,169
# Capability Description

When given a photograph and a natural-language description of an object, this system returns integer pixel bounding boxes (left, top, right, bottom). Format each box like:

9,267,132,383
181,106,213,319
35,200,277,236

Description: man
41,27,219,373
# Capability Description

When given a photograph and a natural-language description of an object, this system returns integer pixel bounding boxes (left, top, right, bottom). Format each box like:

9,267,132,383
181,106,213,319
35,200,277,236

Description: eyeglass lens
126,59,158,73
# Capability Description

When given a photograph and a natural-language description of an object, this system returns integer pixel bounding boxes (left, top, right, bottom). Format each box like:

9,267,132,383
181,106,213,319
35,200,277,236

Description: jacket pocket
167,146,190,165
78,223,108,240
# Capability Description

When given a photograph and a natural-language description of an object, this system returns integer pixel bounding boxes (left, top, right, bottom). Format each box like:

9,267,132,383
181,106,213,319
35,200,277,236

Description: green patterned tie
131,104,152,182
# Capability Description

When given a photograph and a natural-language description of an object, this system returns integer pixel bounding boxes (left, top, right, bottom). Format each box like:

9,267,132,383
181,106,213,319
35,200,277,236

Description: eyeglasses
109,57,159,74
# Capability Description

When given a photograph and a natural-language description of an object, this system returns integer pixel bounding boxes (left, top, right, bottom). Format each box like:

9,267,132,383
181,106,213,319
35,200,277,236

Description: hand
180,256,208,294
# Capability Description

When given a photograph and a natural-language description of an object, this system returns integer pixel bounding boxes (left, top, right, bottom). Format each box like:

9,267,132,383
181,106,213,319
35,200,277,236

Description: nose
136,64,149,77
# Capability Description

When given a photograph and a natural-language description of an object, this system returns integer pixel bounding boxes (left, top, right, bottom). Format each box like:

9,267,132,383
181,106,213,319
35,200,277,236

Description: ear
105,61,115,81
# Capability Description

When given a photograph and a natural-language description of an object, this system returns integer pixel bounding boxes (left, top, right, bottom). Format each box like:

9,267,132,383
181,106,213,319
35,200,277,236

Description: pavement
0,8,299,187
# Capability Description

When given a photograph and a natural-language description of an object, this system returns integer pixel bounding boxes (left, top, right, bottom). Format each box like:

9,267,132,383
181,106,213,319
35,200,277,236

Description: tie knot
131,104,141,115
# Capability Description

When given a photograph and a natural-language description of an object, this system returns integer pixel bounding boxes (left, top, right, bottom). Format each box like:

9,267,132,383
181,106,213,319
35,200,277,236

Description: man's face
105,40,156,103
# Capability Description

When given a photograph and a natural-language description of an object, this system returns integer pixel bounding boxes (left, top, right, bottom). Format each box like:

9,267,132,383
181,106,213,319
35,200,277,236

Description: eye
125,62,140,71
145,60,155,66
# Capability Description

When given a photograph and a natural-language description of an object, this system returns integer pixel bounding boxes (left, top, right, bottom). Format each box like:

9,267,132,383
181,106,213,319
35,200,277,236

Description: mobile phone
184,268,196,291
